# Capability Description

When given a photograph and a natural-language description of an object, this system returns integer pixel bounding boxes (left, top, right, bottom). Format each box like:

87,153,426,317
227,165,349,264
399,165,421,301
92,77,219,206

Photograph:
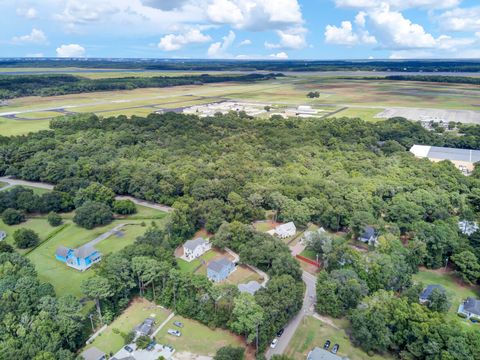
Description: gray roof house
358,226,378,246
0,231,6,241
207,257,235,282
135,317,155,336
458,297,480,320
307,347,346,360
183,237,211,262
81,347,106,360
419,285,445,304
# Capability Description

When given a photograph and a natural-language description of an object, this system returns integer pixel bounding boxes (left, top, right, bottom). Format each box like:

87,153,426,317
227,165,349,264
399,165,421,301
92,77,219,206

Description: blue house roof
420,285,445,301
208,257,233,273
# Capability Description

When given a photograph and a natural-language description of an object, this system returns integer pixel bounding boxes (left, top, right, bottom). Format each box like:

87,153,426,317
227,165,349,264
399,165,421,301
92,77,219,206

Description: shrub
47,212,63,226
2,208,25,225
135,335,150,349
73,202,113,229
214,346,244,360
123,331,135,345
113,200,137,215
13,228,40,249
0,242,14,253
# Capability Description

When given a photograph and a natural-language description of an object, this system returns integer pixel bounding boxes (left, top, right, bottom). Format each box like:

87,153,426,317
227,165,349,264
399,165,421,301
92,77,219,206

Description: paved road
266,271,317,359
0,176,173,212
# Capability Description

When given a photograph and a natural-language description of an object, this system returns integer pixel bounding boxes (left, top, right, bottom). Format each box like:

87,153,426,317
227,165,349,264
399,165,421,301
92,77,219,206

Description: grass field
334,107,383,122
0,117,51,136
0,181,8,188
226,265,262,285
285,316,391,360
154,314,243,356
86,297,171,355
413,268,480,327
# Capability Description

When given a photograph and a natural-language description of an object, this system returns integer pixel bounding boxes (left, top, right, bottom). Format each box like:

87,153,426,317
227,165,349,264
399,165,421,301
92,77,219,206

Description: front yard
85,298,171,356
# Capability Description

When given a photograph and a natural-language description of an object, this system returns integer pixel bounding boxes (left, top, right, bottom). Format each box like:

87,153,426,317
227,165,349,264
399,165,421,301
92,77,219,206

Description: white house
183,237,211,262
458,220,479,236
273,222,296,239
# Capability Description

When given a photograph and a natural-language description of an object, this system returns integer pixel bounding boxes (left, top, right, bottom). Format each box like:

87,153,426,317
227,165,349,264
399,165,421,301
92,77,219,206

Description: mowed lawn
285,316,392,360
154,315,244,356
413,268,480,327
227,265,262,286
86,298,171,356
26,221,149,297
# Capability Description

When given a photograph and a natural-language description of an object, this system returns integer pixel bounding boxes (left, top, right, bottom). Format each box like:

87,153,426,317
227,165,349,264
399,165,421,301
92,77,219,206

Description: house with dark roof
81,347,106,360
307,347,346,360
183,237,211,262
419,285,445,304
55,245,101,271
207,257,235,282
358,226,378,246
135,317,155,337
458,297,480,320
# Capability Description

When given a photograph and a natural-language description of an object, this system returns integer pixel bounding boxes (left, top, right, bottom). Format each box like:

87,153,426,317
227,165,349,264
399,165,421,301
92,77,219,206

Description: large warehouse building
410,145,480,175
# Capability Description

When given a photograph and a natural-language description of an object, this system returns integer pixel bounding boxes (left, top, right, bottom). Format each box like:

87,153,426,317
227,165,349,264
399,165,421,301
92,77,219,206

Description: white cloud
12,28,47,44
269,52,288,59
207,30,235,58
334,0,460,10
239,39,252,46
16,7,37,19
265,27,307,49
54,0,121,25
141,0,189,10
56,44,86,57
437,7,480,32
158,29,211,51
325,21,376,46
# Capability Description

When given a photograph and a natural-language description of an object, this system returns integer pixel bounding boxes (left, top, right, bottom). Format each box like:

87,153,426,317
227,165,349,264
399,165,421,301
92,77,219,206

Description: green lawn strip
124,205,168,220
300,249,318,261
177,258,201,273
26,220,149,297
154,315,243,356
0,181,8,188
85,297,171,356
0,118,51,136
0,217,59,254
285,316,392,360
7,184,51,195
412,269,480,327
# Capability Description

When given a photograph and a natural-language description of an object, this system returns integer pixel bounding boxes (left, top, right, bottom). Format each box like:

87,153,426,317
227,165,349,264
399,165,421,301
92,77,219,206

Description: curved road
0,176,173,213
266,271,317,359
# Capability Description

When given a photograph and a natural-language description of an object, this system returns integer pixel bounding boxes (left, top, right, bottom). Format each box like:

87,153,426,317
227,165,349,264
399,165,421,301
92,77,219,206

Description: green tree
74,182,115,207
427,288,451,313
230,293,264,343
451,250,480,284
214,346,244,360
13,228,40,249
73,201,113,229
135,335,151,349
81,276,114,324
113,199,137,215
2,208,25,225
47,212,62,226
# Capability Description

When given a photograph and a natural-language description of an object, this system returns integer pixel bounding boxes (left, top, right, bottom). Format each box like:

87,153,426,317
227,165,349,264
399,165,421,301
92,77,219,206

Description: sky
1,0,480,60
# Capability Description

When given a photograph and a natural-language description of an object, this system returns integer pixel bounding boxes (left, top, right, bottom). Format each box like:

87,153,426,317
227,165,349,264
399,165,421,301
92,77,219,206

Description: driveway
265,271,317,359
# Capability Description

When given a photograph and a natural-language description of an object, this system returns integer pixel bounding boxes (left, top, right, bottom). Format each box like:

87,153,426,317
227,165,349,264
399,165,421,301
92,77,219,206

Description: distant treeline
385,75,480,85
0,73,279,99
2,59,480,72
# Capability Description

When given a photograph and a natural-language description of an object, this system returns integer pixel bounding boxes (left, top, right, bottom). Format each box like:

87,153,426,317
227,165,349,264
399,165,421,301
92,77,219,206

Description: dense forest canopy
0,73,278,99
1,59,480,72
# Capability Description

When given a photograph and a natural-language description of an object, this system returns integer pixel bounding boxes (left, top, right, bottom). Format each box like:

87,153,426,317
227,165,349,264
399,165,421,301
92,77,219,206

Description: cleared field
285,315,391,360
16,111,64,119
85,297,171,355
226,265,262,285
154,314,244,356
376,107,480,124
0,117,50,136
413,268,480,327
335,107,383,122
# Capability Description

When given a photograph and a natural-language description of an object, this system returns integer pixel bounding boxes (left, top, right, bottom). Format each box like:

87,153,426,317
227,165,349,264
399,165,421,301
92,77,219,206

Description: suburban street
266,271,317,359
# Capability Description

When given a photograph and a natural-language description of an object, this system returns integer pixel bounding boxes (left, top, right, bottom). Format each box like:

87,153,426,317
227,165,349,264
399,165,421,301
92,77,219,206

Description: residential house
458,297,480,320
0,231,6,241
358,226,378,246
419,285,445,304
207,257,235,282
238,280,262,295
273,222,296,239
183,237,211,262
55,245,101,271
135,317,155,336
458,220,479,236
307,347,345,360
81,347,106,360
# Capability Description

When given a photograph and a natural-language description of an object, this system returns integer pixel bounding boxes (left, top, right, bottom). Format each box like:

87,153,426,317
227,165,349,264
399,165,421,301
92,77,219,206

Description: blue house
207,257,235,282
55,245,101,271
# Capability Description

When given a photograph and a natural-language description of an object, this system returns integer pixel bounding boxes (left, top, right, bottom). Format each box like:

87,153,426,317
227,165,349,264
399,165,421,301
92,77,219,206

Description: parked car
124,345,133,353
167,329,181,337
173,321,184,328
164,345,174,352
323,340,331,350
331,344,339,354
270,338,278,349
276,328,285,337
146,341,156,351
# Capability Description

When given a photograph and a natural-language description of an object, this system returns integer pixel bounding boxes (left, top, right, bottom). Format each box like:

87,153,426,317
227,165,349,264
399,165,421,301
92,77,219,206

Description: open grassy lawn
0,117,51,136
154,315,243,356
285,316,392,360
0,217,61,254
226,265,262,285
413,268,480,327
86,298,171,355
7,184,52,195
124,205,169,220
334,107,383,122
17,111,64,119
177,258,202,273
26,220,149,297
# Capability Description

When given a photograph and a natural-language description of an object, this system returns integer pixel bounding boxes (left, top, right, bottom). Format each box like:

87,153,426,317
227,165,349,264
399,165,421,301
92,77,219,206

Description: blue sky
1,0,480,59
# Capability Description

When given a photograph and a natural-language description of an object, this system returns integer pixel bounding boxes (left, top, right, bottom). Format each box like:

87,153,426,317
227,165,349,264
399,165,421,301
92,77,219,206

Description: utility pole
89,314,95,332
444,257,449,271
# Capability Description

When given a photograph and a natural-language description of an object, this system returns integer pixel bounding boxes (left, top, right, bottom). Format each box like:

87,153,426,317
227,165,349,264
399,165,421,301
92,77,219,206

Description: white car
167,329,181,337
270,338,278,349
